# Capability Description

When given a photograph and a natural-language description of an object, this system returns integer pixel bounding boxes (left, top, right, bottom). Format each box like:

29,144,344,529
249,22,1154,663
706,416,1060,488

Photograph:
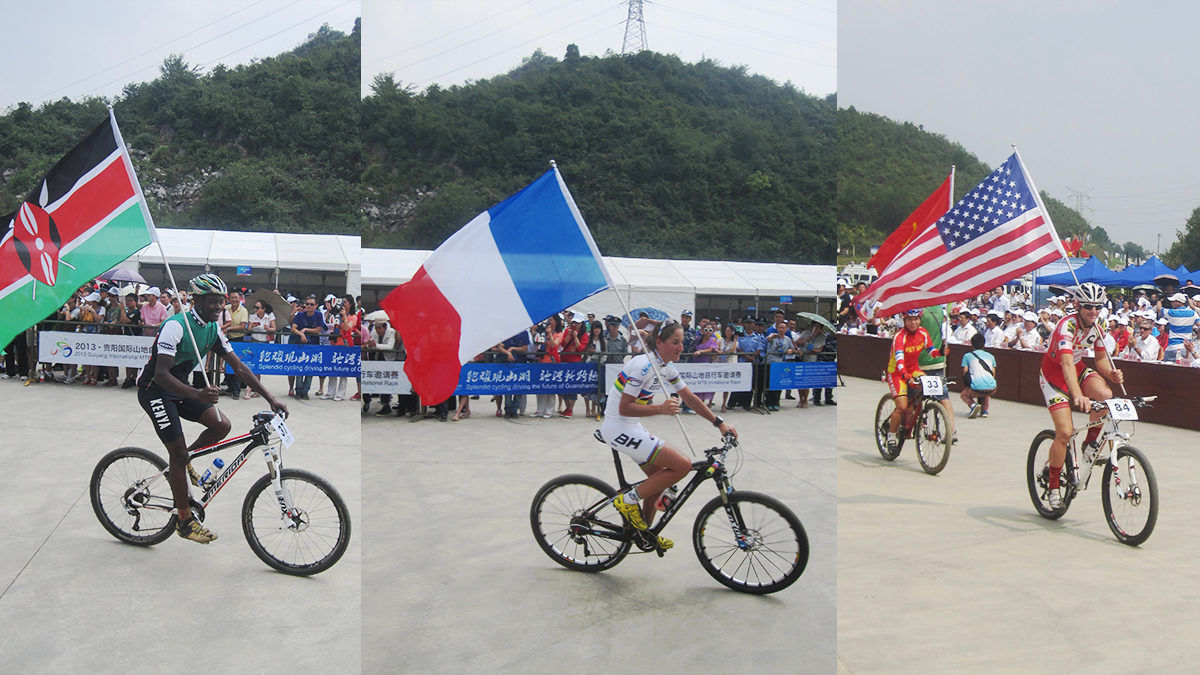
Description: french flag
382,167,611,405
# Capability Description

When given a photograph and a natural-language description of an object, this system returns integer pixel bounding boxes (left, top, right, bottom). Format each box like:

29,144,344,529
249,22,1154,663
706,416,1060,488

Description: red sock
1049,464,1062,490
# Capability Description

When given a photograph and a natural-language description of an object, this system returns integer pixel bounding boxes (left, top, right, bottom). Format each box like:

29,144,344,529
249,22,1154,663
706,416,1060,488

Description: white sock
624,488,640,503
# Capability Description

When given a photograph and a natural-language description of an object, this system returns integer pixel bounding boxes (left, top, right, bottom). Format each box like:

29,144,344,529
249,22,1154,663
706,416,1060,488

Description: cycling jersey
137,309,233,387
1039,313,1107,391
137,308,234,444
887,327,932,379
603,353,685,423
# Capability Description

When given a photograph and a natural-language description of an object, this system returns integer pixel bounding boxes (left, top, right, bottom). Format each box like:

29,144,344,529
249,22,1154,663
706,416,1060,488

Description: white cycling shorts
599,419,665,466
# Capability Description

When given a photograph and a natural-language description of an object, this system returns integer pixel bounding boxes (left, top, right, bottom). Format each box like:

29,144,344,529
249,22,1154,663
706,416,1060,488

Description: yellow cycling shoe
612,493,648,530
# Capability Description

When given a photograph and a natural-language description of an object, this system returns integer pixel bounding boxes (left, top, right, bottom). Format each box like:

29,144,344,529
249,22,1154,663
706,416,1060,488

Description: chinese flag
868,173,952,274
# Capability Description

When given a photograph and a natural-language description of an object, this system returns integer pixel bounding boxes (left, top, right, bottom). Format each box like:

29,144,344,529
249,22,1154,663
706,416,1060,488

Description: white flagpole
109,105,213,391
1013,145,1081,289
552,159,699,457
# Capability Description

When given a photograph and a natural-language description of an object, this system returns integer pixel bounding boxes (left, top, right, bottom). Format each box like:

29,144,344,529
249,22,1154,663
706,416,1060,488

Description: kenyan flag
0,109,155,349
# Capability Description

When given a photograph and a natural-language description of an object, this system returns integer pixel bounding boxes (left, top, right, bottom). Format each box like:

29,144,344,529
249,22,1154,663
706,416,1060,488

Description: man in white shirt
949,310,977,345
983,311,1006,348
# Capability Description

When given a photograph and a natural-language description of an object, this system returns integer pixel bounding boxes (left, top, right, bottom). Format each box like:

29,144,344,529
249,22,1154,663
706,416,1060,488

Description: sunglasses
305,302,317,307
1079,303,1103,311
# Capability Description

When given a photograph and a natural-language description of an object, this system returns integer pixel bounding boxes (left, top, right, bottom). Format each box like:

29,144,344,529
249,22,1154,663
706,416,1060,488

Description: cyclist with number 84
1038,282,1123,509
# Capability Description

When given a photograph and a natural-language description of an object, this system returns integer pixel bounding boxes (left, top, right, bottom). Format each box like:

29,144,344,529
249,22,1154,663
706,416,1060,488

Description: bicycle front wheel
530,474,631,572
692,491,808,594
241,469,351,575
1101,445,1158,546
916,401,952,475
1027,430,1073,519
874,394,903,460
90,447,176,546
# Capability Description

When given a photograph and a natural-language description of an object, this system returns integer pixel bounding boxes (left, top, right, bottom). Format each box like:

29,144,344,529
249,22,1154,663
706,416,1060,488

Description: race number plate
919,375,944,397
269,415,296,447
1106,398,1138,421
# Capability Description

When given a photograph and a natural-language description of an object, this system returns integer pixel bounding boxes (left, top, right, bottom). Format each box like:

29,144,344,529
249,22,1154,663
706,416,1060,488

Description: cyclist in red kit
884,308,938,454
1038,282,1124,508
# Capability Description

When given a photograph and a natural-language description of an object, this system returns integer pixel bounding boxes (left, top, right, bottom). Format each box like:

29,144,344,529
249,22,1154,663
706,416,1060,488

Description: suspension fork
261,441,300,525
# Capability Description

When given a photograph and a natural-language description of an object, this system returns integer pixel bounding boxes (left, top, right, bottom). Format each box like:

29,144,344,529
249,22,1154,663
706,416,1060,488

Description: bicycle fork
261,443,302,529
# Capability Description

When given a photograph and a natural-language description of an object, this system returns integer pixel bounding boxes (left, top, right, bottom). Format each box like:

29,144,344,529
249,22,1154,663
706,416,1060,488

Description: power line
363,0,544,69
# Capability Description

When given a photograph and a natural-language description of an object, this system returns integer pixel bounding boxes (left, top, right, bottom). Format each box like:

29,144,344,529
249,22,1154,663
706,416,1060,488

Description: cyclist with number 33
600,320,737,549
1038,282,1123,509
884,307,939,454
136,274,288,544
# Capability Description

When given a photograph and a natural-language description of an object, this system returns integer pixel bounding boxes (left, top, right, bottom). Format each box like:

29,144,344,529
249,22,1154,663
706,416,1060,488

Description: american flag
857,152,1066,316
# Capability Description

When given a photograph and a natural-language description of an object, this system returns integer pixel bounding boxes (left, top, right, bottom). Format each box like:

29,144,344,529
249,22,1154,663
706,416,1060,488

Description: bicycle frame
575,441,740,554
1062,409,1134,491
132,412,298,522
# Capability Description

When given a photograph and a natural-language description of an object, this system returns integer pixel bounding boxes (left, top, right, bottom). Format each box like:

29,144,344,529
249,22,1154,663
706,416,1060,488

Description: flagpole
109,105,213,391
552,158,699,457
1013,145,1081,289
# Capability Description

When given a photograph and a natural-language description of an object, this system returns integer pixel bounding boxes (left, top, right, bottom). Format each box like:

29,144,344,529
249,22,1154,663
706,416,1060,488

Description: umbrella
796,311,835,332
620,306,670,330
364,309,390,322
245,288,294,322
96,267,147,284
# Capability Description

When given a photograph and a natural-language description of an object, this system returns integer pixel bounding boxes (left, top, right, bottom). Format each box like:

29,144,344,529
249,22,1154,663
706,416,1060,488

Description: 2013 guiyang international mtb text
530,431,808,594
90,411,350,574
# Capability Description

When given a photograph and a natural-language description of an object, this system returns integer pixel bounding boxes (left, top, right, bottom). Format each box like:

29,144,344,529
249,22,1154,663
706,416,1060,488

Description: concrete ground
0,374,361,673
837,376,1200,673
364,393,836,674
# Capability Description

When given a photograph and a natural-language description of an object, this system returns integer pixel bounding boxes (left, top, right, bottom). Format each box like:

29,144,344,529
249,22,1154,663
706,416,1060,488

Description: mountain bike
1027,396,1158,546
530,431,808,595
89,411,351,575
873,374,953,475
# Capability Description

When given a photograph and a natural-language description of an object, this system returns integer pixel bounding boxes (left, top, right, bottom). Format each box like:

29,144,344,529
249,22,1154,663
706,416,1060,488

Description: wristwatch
712,416,725,428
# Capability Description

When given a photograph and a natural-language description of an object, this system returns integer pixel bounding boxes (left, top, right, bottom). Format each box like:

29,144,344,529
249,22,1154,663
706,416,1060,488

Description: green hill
362,48,836,264
0,22,363,235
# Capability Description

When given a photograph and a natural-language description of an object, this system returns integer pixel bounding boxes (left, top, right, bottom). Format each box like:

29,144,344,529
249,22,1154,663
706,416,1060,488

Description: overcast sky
361,0,836,97
839,0,1200,254
1,0,360,111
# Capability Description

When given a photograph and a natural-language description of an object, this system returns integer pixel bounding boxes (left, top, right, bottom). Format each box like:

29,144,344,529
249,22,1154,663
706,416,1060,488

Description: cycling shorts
886,371,924,399
137,382,212,444
1038,368,1101,413
599,419,665,466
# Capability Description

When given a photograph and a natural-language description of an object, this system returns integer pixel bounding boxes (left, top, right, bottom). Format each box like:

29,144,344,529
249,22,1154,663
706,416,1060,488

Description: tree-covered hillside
0,23,362,235
837,106,1125,266
362,48,836,264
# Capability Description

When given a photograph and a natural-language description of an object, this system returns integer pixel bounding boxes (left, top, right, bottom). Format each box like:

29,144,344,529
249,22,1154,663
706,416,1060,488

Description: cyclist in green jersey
136,273,288,543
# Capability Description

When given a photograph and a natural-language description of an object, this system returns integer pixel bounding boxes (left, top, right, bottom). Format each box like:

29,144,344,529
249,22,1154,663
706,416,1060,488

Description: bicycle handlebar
1088,396,1156,413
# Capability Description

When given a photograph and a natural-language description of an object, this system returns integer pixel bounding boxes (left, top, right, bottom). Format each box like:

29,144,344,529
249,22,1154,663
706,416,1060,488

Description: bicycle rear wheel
530,474,631,572
89,447,176,546
874,394,903,460
1027,430,1074,519
692,491,808,594
1101,445,1158,546
241,469,351,575
915,401,952,475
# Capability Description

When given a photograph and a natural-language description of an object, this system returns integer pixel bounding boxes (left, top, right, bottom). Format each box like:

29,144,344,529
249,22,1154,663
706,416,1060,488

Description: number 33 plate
1106,398,1137,421
919,375,944,396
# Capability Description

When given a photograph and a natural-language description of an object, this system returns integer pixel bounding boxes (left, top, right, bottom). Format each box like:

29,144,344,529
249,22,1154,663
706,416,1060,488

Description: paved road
0,375,361,673
365,395,836,674
837,376,1200,673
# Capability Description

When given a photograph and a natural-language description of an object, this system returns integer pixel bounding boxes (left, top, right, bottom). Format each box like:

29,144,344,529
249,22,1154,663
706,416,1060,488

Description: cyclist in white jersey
600,320,737,548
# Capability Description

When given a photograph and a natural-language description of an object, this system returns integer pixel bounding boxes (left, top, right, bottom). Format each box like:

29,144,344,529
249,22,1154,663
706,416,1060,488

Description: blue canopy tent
1113,256,1178,287
1174,264,1194,285
1036,256,1122,286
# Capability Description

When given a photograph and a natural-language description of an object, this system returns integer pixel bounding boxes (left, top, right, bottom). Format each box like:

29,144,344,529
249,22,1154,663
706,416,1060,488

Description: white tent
128,228,362,294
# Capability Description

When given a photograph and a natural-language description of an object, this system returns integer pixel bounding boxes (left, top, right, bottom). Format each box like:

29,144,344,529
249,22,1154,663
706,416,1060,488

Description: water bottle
200,458,225,488
655,485,679,511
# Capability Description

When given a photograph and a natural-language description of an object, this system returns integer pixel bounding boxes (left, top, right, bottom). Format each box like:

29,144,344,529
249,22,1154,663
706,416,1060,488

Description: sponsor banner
603,362,753,393
39,330,153,368
362,361,410,395
226,342,360,377
456,362,598,396
769,362,838,389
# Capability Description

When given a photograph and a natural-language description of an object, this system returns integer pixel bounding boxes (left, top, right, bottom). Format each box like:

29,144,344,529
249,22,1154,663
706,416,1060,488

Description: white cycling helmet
1074,282,1107,304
